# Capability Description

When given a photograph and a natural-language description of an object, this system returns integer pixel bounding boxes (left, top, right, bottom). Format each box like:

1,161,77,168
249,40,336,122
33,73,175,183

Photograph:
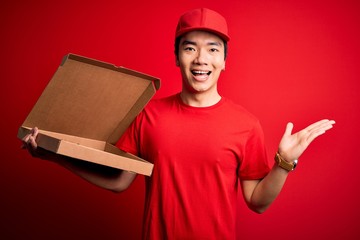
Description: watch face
293,160,298,170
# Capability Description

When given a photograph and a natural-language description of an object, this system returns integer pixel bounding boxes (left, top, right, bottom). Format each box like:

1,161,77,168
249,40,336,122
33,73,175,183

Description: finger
32,127,39,137
22,127,35,142
283,122,294,137
21,127,41,153
306,121,335,143
308,120,335,135
303,119,329,132
21,134,31,149
28,135,38,149
305,119,335,133
22,133,30,142
307,130,327,143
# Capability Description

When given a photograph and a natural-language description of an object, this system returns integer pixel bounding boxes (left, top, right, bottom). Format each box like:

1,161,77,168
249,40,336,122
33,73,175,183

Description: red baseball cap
175,8,230,42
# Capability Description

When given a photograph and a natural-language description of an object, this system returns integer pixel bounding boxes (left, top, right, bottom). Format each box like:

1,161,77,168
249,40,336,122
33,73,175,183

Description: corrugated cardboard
18,54,160,176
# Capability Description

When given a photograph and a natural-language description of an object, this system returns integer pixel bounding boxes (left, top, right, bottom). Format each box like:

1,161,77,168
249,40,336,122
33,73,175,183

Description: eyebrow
181,40,223,47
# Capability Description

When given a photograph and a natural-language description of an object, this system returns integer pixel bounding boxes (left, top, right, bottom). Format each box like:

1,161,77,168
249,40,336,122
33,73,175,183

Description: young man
23,8,335,240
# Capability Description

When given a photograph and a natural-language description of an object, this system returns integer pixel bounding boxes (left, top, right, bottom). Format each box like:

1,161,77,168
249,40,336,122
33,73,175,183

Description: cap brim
176,27,230,42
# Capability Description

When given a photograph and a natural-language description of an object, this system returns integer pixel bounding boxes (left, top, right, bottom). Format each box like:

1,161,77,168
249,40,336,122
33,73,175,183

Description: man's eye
184,47,195,51
210,48,219,52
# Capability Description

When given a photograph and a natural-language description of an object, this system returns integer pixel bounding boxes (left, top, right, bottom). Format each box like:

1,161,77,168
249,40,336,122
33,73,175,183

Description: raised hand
278,119,335,162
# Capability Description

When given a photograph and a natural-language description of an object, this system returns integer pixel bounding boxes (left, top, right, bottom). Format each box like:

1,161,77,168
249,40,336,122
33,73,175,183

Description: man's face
177,31,226,95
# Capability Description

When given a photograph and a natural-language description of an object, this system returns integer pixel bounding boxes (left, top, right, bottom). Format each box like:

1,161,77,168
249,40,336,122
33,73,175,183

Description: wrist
274,152,298,172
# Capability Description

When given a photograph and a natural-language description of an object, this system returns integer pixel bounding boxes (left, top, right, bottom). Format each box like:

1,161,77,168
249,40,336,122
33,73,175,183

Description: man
22,8,335,240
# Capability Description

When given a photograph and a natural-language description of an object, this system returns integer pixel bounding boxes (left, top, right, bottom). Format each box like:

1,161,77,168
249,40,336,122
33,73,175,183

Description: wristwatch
274,152,298,171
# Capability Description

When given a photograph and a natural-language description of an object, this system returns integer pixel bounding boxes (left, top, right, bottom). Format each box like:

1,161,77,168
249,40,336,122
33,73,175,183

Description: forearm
22,128,137,192
242,164,289,213
52,155,137,192
242,119,335,213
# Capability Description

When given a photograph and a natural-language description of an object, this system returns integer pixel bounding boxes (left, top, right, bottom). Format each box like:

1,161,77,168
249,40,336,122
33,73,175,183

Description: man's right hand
21,127,56,160
21,127,136,192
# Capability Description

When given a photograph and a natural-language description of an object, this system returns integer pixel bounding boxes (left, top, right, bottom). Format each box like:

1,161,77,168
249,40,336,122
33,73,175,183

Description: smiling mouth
191,70,211,76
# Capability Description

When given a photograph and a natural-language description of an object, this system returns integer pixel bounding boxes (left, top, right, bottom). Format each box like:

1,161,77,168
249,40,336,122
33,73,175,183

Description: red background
2,0,359,239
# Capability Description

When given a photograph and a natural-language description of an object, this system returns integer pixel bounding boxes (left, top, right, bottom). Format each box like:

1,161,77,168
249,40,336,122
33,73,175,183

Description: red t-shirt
118,94,271,240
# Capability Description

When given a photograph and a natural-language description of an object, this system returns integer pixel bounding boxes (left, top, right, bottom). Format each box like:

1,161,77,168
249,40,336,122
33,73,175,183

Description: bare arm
22,127,137,193
241,119,335,213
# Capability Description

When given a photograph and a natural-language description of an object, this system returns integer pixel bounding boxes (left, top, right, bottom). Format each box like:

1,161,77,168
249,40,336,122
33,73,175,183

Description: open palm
278,119,335,162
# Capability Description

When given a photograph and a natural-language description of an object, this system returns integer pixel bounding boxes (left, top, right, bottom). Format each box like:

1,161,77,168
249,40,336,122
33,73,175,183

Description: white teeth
192,70,209,74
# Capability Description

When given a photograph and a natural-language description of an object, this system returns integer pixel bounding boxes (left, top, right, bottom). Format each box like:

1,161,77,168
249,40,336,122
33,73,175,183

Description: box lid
22,54,160,145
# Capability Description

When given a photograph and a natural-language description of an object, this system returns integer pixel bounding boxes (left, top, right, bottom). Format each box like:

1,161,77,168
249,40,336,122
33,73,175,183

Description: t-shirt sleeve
238,120,271,180
116,112,142,156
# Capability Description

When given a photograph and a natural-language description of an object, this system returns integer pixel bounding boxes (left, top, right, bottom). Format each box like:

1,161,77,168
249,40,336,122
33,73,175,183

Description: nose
193,49,208,65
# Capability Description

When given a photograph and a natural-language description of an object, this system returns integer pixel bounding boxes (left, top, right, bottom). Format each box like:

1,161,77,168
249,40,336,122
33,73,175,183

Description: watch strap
274,152,298,171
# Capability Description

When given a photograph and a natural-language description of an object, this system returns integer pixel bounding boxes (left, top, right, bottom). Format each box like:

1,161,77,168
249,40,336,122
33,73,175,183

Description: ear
222,61,226,71
175,57,180,67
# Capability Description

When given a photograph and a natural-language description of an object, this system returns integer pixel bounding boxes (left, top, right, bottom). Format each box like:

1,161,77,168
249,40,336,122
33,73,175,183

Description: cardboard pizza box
18,54,160,176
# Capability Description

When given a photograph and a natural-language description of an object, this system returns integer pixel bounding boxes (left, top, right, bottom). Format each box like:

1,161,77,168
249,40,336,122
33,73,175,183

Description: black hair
174,36,228,61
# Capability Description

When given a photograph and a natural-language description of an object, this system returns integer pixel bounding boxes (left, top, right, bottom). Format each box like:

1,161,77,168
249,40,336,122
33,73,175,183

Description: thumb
30,126,39,136
284,122,294,137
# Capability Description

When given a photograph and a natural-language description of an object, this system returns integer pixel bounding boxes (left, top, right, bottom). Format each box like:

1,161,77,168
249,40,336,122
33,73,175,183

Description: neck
180,91,221,107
